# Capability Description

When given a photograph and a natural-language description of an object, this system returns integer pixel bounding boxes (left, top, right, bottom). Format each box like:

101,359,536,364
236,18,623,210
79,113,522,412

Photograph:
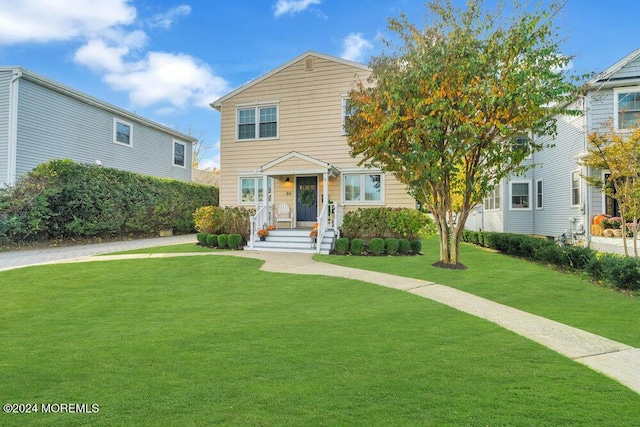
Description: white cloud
101,52,230,109
273,0,321,17
149,4,191,29
341,33,373,62
0,0,136,44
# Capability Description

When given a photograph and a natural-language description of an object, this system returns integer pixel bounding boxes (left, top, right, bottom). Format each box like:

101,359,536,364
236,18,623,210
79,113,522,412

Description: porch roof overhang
259,151,340,177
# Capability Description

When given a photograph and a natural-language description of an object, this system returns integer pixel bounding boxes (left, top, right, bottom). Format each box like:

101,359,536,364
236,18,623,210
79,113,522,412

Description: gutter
7,69,22,186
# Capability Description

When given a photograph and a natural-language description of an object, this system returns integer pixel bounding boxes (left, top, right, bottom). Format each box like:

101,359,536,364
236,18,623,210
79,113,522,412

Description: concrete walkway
1,238,639,395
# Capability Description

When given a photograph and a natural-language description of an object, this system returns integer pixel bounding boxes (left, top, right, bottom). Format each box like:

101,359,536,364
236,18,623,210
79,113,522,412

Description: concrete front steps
247,228,336,254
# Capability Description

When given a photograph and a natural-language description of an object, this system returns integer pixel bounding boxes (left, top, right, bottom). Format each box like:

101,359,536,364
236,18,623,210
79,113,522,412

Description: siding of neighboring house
214,52,415,211
0,70,10,184
0,67,194,186
530,106,586,237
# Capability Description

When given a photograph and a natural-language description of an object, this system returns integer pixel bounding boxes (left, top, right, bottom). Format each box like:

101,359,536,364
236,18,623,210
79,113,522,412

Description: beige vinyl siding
218,54,415,209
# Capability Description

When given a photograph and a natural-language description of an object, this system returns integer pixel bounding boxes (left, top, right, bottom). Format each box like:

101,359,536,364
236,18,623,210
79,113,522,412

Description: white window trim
571,170,581,208
238,176,274,205
341,171,385,205
113,118,133,147
235,102,280,141
483,181,501,211
342,95,350,136
535,179,543,210
613,86,640,131
509,180,532,211
173,140,187,168
513,132,533,160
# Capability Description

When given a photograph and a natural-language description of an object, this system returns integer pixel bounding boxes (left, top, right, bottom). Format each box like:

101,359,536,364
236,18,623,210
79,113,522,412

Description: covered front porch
247,152,344,253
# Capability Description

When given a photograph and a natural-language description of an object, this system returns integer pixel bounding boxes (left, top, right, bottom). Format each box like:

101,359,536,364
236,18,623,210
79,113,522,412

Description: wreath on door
298,189,316,207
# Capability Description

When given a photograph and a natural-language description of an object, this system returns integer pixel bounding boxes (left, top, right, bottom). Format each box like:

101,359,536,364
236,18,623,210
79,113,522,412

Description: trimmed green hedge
331,237,422,256
0,159,218,243
462,230,640,292
341,207,434,240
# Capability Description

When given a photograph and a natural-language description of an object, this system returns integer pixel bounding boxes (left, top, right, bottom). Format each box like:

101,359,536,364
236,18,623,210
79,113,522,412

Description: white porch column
323,172,329,206
263,174,269,226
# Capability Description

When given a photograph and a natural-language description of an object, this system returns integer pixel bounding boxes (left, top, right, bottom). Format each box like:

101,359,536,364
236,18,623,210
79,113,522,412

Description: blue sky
0,0,638,170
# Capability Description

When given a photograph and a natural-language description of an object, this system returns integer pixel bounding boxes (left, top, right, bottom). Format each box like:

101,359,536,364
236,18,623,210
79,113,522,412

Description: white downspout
7,69,22,186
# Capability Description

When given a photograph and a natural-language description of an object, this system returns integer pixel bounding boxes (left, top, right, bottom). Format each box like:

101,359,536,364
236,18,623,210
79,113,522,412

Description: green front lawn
1,256,639,425
318,237,640,348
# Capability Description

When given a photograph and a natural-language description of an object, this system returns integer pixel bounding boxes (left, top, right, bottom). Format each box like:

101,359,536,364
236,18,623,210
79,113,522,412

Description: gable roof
209,51,370,110
0,66,197,143
260,151,339,176
586,48,640,88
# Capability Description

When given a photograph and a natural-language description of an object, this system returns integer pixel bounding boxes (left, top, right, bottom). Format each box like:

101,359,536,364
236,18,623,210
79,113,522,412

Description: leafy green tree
346,0,580,267
582,123,640,257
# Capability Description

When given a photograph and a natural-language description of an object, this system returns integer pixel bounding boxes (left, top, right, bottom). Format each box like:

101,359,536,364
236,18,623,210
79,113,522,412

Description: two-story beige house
210,51,415,252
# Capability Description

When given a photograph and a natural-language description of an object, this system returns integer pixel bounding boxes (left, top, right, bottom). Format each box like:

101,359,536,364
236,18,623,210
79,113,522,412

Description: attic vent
305,57,314,71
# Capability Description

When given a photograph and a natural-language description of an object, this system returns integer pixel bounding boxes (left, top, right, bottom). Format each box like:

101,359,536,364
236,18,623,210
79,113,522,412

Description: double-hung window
343,173,383,204
239,177,274,205
510,181,531,210
536,179,543,209
237,105,278,140
342,97,355,135
615,87,640,130
113,118,132,146
173,140,186,167
483,181,501,210
571,171,581,206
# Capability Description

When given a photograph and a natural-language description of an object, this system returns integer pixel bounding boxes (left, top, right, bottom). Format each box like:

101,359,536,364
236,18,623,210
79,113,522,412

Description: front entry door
296,176,318,223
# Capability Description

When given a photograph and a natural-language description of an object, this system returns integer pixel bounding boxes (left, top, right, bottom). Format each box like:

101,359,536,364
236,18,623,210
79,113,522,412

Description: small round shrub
398,238,410,254
228,234,243,249
205,234,217,248
350,238,365,255
410,239,422,254
368,238,385,255
335,237,349,255
197,233,208,245
385,238,400,255
217,233,228,248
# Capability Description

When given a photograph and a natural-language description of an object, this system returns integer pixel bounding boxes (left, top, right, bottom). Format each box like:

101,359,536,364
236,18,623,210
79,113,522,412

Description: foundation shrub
410,239,422,254
350,238,365,255
205,234,218,248
334,238,349,255
398,238,411,254
385,238,400,255
217,234,228,249
196,233,209,245
341,208,432,240
368,238,385,256
227,234,243,250
193,206,253,241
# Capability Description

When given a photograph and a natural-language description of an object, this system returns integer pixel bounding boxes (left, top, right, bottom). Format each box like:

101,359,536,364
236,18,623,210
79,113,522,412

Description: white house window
237,105,278,140
512,134,532,158
173,140,186,167
113,119,132,146
510,181,530,210
571,171,581,206
239,177,274,204
483,181,501,211
343,173,383,203
342,97,355,135
536,179,543,209
615,87,640,130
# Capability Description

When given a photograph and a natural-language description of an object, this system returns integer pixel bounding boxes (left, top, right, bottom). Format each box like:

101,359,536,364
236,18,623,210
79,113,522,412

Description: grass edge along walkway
55,250,640,396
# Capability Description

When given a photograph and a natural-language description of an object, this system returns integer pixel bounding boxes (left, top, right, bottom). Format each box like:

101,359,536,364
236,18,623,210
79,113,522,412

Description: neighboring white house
466,48,640,244
0,66,195,186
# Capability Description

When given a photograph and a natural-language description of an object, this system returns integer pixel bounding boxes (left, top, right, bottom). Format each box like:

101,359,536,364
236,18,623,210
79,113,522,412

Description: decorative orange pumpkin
593,214,608,225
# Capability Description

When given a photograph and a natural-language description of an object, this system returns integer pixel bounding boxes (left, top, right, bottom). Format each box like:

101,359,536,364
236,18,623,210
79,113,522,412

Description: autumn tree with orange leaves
346,0,581,268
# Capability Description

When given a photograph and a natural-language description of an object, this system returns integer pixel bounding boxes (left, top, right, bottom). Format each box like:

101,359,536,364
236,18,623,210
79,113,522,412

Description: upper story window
173,140,186,168
113,119,132,146
615,87,640,130
343,173,383,204
511,134,532,159
536,179,543,210
484,181,501,211
237,105,278,140
342,97,354,135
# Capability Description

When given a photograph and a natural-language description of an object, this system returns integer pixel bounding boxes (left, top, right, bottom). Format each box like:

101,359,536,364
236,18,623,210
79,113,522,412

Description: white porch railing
316,202,338,254
249,204,270,249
